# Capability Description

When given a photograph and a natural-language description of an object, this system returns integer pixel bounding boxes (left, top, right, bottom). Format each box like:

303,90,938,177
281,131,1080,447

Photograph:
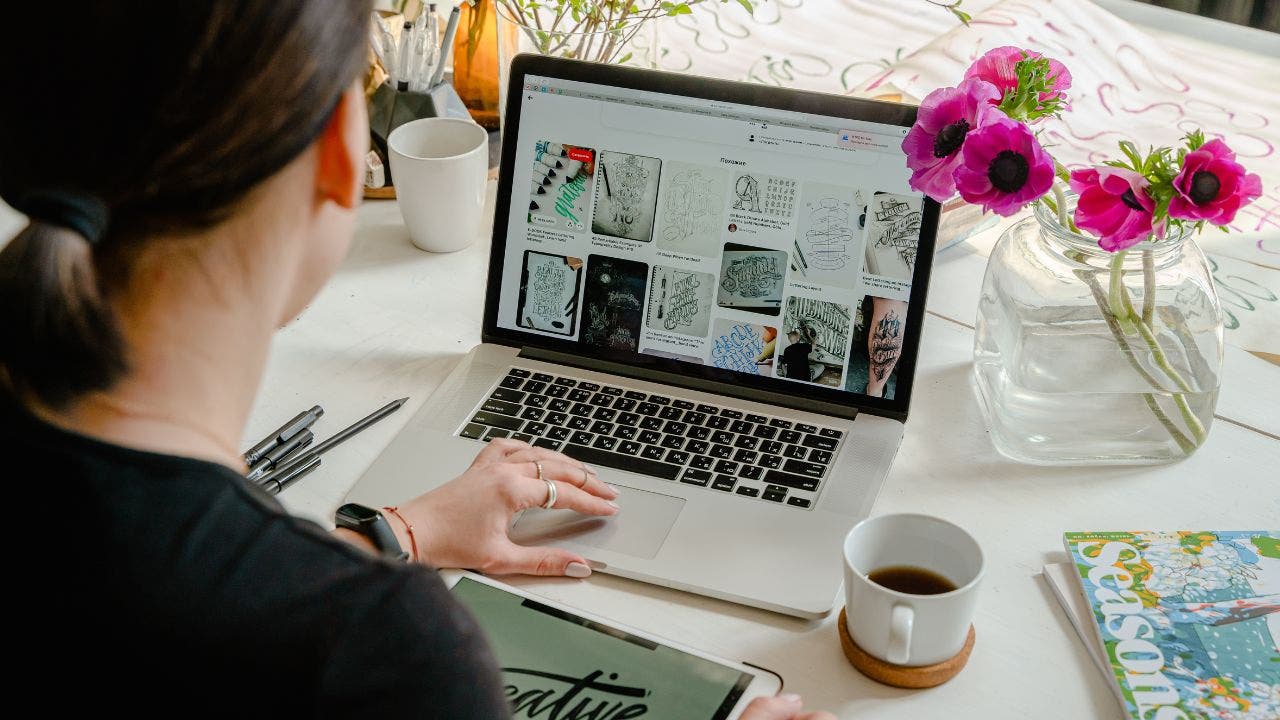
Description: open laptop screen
485,56,939,419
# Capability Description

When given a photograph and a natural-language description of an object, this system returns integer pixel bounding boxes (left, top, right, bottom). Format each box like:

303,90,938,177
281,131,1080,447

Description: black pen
261,455,321,495
242,405,324,465
246,429,314,483
257,398,408,485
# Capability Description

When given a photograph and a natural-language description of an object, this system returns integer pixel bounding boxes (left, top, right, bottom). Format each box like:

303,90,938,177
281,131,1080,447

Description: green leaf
736,0,755,13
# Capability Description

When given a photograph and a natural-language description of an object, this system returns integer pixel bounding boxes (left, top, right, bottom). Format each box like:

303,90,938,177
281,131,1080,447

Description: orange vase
453,0,502,130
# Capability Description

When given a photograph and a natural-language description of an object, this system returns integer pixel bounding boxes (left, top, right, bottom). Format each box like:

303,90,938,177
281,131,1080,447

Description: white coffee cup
388,117,489,253
842,513,984,667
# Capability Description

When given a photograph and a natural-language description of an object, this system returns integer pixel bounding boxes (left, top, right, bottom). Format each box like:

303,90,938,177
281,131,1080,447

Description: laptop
346,54,940,619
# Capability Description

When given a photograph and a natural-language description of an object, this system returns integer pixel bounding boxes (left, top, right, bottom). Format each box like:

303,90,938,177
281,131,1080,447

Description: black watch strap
335,503,409,562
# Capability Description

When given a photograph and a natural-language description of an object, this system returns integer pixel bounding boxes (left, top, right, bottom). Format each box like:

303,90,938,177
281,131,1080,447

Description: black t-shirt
780,342,813,380
7,399,511,716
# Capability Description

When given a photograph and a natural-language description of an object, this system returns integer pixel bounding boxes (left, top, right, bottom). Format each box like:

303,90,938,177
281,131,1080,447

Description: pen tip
394,397,409,407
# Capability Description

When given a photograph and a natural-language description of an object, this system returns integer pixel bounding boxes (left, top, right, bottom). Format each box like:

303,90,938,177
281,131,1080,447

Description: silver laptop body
347,55,939,619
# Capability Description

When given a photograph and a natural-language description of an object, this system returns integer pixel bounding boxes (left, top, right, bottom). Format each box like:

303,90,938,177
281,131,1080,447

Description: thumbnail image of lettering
791,183,865,290
592,150,662,242
528,141,596,234
731,172,797,219
645,265,713,337
580,255,649,353
777,296,851,388
844,295,907,400
517,250,583,336
656,161,728,258
451,578,751,720
716,242,787,316
862,191,922,282
709,319,776,376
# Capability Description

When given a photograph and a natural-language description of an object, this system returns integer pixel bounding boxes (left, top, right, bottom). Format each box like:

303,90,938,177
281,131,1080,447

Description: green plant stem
1142,250,1155,327
1050,181,1070,230
1073,261,1197,455
1108,251,1134,335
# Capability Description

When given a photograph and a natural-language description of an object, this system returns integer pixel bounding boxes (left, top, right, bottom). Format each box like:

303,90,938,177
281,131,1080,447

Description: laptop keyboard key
758,454,783,469
499,376,524,389
734,449,758,464
769,419,793,429
730,420,754,434
547,427,571,441
484,428,511,441
592,436,618,451
681,411,707,426
710,444,734,459
590,393,613,407
673,400,695,410
659,406,683,421
736,486,760,498
696,404,718,414
511,433,534,443
618,441,642,455
642,446,666,461
691,455,715,470
711,430,735,445
560,444,680,481
545,412,569,426
686,440,710,455
660,435,685,450
665,450,690,465
602,386,623,396
545,384,568,398
783,459,825,478
663,421,688,436
460,423,486,439
553,377,576,386
647,394,671,405
568,403,592,417
578,382,600,392
809,449,833,464
636,402,660,416
592,407,617,422
490,387,526,403
569,389,592,402
520,407,545,421
523,422,548,436
739,465,764,481
533,438,562,451
764,469,819,492
508,368,531,379
523,395,549,409
753,425,778,440
625,390,648,400
567,416,591,431
745,414,768,424
714,460,739,475
570,431,595,446
523,381,547,394
784,444,808,459
795,423,818,434
802,434,839,451
549,399,571,413
531,372,554,383
762,488,787,503
787,497,812,508
720,409,743,419
639,417,664,431
638,430,662,445
470,411,523,431
613,397,637,412
706,416,730,430
712,475,736,491
681,469,711,486
687,426,711,440
760,440,783,456
778,430,802,444
482,398,523,416
590,421,615,436
616,412,640,427
734,436,759,450
614,426,638,440
819,428,843,439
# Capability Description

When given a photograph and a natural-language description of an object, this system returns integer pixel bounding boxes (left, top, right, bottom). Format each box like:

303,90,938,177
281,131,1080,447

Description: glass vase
972,200,1224,465
494,2,661,126
453,0,503,130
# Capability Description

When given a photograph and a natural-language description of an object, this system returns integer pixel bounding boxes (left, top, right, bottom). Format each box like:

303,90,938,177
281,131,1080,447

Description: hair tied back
14,189,110,245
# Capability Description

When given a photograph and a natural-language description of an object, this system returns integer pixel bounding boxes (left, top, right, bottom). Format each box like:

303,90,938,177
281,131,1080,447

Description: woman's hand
740,695,835,720
389,438,619,577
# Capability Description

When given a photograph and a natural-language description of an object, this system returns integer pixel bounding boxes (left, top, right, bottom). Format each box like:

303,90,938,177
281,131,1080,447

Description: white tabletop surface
246,188,1279,719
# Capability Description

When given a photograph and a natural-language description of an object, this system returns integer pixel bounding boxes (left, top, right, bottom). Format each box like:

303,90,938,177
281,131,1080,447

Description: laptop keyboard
457,367,847,510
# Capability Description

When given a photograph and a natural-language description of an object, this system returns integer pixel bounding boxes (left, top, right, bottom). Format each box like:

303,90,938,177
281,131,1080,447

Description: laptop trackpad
509,485,684,560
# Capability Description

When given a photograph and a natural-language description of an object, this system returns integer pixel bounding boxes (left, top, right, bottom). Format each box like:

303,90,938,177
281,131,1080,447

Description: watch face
337,503,380,524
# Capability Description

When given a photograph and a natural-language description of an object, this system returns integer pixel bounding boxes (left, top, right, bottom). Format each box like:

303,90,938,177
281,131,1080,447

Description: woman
0,3,833,718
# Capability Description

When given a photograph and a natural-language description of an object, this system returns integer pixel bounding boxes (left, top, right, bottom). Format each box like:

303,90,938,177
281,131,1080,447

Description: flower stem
1142,250,1155,327
1108,251,1134,335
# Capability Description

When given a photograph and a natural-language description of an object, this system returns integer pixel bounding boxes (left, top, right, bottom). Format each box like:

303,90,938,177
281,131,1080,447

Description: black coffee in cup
867,565,957,595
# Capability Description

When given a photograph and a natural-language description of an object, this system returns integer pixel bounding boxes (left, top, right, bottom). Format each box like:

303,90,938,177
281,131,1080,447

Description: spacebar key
561,444,681,480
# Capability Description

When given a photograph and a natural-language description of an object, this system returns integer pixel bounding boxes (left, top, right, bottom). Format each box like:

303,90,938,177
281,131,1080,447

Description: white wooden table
249,190,1279,719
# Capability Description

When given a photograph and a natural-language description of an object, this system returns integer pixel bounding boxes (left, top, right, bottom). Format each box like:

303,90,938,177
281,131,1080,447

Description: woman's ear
315,83,368,210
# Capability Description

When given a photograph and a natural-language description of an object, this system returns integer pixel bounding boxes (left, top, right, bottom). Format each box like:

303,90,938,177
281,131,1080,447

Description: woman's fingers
472,437,530,464
503,451,616,499
513,467,619,516
484,542,594,578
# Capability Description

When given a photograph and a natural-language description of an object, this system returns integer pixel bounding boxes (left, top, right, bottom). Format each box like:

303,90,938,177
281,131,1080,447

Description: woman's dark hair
0,2,370,409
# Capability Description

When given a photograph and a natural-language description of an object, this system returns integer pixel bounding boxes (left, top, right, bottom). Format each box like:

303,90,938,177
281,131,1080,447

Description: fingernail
779,694,802,706
606,484,620,495
566,562,592,578
606,500,620,511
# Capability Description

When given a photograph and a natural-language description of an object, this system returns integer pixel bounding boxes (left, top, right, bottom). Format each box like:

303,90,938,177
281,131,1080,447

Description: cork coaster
363,186,397,200
838,608,975,689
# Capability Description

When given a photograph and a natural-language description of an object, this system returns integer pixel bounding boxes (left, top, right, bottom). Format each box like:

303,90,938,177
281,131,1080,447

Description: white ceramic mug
842,513,984,667
388,117,489,253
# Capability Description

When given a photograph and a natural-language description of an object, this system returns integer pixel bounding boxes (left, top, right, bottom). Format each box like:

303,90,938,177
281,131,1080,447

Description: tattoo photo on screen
646,265,714,337
580,255,649,352
592,150,662,242
844,294,908,399
656,161,728,258
716,242,787,315
776,296,850,387
862,191,923,282
528,140,596,234
709,319,776,376
516,251,583,335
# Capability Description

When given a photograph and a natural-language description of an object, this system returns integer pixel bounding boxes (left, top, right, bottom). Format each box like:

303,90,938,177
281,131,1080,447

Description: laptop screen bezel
482,54,940,421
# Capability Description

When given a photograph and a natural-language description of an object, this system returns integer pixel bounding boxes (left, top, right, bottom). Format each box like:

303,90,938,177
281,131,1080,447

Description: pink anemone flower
953,113,1055,216
1070,166,1156,252
963,45,1072,110
1167,139,1263,226
902,78,1002,202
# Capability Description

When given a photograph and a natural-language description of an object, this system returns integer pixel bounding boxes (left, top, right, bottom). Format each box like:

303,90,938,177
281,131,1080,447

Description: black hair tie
15,189,110,245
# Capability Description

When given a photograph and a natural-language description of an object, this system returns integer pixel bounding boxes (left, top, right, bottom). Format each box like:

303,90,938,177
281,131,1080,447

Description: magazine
1062,531,1279,720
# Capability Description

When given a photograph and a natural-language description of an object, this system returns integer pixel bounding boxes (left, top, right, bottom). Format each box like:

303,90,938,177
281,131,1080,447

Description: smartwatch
335,503,409,562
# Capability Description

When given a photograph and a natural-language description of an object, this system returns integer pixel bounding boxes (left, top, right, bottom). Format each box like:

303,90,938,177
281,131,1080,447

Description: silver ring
534,461,543,482
580,466,590,488
542,478,558,509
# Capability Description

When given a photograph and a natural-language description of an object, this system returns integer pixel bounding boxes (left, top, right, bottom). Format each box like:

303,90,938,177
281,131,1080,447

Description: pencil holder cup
366,82,471,198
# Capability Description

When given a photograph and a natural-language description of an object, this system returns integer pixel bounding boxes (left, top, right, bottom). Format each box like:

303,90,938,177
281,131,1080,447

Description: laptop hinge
518,346,862,422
